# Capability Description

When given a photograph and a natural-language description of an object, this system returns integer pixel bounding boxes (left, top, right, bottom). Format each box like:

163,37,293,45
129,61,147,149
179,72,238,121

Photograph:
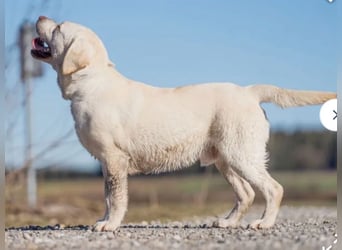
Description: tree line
36,130,336,179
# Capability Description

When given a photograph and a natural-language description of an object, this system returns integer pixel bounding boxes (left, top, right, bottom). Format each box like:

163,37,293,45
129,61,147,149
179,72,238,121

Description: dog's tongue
32,37,45,50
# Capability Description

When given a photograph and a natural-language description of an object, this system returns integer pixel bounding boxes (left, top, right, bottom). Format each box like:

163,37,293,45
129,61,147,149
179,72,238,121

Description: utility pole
19,21,43,208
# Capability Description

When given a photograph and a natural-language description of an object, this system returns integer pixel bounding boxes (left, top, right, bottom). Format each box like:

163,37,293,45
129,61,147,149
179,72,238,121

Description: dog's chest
70,100,112,157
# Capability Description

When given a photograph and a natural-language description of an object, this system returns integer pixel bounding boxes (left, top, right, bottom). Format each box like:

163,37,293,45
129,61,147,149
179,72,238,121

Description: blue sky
5,0,337,170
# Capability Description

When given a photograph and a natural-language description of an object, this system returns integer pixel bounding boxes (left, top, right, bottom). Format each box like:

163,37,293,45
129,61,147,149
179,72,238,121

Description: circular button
319,99,337,132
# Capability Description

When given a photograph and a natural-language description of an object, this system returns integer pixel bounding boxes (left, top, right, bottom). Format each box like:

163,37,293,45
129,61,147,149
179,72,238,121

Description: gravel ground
6,206,337,250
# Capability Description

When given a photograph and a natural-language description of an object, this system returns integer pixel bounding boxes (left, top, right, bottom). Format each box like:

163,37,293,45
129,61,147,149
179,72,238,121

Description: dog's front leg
94,156,128,232
95,166,110,223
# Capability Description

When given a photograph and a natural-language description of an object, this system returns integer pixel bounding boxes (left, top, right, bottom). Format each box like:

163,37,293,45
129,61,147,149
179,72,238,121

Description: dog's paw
248,219,274,229
212,218,240,228
93,220,120,232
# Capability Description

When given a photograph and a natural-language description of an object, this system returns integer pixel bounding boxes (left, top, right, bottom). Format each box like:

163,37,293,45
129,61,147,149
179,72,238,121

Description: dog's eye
53,25,61,33
52,25,61,37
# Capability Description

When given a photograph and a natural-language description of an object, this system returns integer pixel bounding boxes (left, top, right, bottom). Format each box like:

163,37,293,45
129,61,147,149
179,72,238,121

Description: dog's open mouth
31,37,51,59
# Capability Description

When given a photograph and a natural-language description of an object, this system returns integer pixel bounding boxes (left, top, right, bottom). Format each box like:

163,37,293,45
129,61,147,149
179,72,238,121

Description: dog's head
31,16,110,76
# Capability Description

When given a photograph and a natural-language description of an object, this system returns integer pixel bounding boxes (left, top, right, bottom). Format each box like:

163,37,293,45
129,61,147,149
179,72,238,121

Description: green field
5,171,336,228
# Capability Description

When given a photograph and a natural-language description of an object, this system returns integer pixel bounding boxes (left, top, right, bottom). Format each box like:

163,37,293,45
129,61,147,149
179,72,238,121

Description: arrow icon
320,99,337,132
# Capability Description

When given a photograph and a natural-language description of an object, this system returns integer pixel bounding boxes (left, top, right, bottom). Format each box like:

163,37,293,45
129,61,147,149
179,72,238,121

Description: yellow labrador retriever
31,16,336,231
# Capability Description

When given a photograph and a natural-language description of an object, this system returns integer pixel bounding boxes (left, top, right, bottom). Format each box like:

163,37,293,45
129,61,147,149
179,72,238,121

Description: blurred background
5,0,336,227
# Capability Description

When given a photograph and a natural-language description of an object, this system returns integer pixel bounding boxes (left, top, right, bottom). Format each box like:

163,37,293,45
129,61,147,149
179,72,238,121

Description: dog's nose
38,16,48,21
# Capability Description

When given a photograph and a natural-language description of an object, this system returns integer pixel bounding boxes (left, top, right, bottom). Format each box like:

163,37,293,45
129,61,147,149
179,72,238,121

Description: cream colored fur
32,17,337,231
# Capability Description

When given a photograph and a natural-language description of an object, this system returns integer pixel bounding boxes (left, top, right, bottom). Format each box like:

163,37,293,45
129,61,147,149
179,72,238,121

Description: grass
5,171,336,228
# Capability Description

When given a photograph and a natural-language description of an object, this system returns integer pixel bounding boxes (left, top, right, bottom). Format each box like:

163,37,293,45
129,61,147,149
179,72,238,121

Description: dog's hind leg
246,170,283,229
213,159,255,228
226,157,283,229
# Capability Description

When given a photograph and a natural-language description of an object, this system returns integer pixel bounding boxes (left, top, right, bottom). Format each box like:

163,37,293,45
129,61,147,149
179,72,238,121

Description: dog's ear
61,38,91,75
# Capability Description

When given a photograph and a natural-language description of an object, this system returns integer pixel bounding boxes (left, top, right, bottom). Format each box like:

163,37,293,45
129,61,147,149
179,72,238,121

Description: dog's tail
248,84,336,108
